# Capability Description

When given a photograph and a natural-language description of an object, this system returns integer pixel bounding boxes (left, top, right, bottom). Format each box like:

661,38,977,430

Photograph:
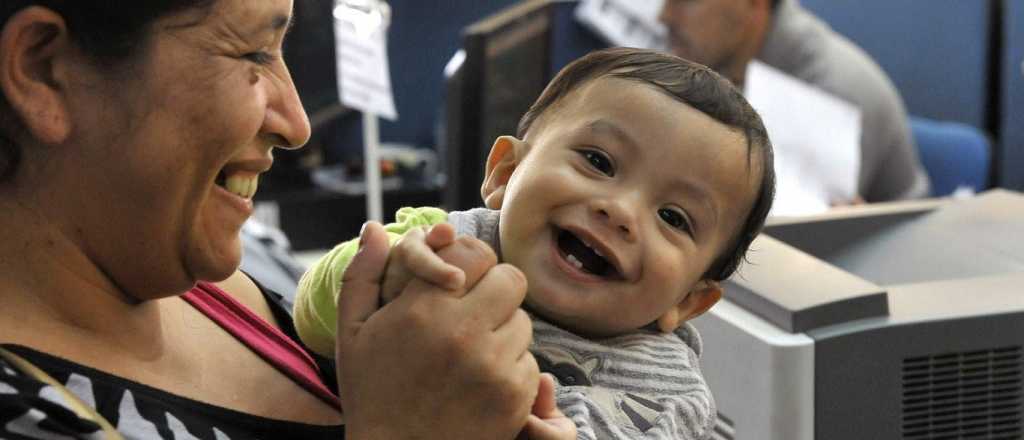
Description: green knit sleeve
293,207,449,358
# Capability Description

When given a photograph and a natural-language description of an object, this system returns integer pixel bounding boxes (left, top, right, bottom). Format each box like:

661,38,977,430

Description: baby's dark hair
517,47,775,281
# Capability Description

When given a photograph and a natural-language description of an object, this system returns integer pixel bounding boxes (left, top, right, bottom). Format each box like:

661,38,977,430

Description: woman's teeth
224,174,258,199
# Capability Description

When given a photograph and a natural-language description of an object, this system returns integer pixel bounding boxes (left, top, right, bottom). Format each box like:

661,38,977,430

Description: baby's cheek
650,262,698,305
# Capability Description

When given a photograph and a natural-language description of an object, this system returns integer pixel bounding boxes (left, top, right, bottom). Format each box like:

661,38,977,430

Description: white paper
334,10,397,120
744,61,862,217
575,0,667,50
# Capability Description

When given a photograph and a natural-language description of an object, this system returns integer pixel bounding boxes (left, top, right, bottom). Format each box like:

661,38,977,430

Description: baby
296,47,775,439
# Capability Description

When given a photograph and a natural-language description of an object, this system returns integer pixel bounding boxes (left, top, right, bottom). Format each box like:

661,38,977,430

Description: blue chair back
910,117,991,196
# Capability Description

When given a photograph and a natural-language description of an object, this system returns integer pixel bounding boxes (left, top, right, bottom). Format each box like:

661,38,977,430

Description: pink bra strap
182,282,340,409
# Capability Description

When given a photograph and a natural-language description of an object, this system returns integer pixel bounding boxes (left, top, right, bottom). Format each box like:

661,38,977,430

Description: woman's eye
658,208,692,234
581,150,614,176
243,51,276,65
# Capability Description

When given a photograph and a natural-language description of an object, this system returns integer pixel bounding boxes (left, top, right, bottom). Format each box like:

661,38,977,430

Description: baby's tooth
581,238,604,257
567,254,583,269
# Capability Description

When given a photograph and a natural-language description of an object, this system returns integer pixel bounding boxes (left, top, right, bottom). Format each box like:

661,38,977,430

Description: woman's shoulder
213,271,280,326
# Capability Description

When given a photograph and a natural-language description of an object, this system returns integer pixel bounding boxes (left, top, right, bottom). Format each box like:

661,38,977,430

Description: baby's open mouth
556,228,620,279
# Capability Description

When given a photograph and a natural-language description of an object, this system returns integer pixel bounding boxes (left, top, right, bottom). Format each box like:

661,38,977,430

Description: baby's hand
380,223,465,304
518,374,577,440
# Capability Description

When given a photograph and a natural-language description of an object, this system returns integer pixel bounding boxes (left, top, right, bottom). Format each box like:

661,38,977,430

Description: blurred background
258,0,1022,251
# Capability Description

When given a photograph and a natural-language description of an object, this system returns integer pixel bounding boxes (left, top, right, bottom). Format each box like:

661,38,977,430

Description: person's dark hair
771,0,781,10
0,0,215,183
517,47,775,281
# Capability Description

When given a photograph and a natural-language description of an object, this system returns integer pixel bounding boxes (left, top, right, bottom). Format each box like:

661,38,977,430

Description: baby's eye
658,208,693,234
580,150,614,177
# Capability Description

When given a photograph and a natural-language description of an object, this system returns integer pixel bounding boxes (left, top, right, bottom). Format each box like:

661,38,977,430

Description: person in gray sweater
659,0,929,203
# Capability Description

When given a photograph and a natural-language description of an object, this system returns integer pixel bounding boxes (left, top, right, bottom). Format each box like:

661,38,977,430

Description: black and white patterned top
0,284,344,440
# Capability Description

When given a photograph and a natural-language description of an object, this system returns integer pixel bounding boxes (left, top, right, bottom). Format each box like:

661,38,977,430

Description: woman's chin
188,240,243,284
197,263,239,284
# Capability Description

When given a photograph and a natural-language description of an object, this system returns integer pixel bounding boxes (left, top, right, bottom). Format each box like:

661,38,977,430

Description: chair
910,116,991,197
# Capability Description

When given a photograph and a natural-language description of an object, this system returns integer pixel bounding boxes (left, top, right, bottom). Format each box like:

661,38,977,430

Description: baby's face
494,77,760,337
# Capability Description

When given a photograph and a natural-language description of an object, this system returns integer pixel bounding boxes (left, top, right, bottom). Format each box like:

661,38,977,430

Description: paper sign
575,0,667,50
744,61,862,216
334,6,397,120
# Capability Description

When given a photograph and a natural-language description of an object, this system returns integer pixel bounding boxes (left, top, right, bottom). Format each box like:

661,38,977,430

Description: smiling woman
0,1,545,439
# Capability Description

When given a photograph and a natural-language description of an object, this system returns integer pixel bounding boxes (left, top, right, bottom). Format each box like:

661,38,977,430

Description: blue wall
800,0,993,130
381,0,522,147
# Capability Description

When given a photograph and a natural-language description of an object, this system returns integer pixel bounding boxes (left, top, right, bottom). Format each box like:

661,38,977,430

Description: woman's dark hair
0,0,215,182
518,47,776,281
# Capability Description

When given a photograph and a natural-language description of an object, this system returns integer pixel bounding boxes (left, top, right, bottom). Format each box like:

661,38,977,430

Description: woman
0,1,568,438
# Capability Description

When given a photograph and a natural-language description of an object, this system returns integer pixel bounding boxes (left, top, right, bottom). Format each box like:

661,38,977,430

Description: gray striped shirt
450,209,715,439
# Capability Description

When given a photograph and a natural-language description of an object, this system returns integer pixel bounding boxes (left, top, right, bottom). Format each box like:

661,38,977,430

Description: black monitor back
443,1,554,211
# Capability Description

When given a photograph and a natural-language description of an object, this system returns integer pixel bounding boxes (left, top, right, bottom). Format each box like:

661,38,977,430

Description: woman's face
67,0,309,298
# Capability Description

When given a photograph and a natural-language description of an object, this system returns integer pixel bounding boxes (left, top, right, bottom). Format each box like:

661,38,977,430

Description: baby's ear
480,136,526,209
656,280,723,333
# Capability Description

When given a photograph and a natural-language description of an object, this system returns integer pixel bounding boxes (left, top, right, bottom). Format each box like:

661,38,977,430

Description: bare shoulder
214,271,281,328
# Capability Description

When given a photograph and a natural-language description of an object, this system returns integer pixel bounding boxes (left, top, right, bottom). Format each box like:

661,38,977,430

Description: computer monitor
285,0,348,129
442,1,553,211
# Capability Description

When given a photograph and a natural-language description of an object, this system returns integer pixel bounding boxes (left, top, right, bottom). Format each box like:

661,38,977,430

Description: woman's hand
336,222,539,439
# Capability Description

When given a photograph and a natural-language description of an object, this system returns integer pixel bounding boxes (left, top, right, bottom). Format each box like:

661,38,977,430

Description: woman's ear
0,6,74,145
480,136,526,209
656,280,723,333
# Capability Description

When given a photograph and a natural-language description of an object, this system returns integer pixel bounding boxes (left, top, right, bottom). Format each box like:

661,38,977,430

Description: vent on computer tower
712,412,735,440
902,346,1022,439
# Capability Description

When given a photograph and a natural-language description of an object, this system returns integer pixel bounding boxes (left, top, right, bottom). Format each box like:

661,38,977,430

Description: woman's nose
263,68,311,150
